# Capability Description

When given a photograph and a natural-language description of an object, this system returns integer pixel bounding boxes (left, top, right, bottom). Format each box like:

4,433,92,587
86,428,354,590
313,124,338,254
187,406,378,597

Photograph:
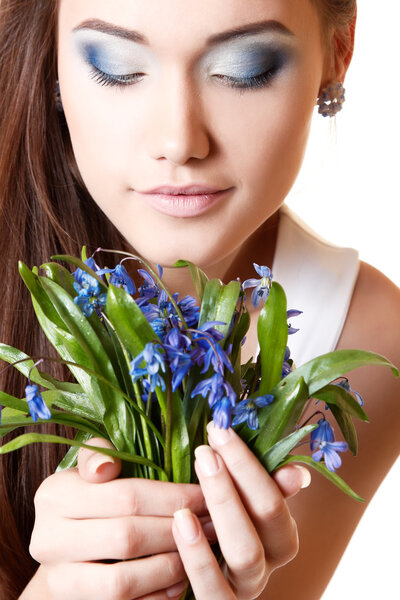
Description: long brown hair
0,0,356,597
0,1,128,596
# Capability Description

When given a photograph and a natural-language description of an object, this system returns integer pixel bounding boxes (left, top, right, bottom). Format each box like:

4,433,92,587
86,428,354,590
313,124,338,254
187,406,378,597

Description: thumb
77,437,122,483
272,464,311,498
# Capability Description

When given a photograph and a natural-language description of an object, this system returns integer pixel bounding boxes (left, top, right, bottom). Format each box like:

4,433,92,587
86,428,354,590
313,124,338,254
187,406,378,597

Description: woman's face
57,0,330,269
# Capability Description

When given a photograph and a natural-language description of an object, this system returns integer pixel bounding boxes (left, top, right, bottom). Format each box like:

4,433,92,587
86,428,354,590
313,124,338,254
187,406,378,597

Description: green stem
99,249,188,329
133,382,155,480
9,355,165,448
165,377,173,481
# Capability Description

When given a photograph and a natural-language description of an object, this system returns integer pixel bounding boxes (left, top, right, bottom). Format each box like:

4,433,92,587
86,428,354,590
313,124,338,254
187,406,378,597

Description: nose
146,73,211,166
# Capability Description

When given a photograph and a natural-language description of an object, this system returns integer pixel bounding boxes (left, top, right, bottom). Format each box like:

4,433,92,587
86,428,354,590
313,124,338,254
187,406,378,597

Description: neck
133,210,280,313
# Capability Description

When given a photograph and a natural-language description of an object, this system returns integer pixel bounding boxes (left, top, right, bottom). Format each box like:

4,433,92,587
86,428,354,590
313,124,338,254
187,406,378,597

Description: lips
140,184,228,195
135,185,234,218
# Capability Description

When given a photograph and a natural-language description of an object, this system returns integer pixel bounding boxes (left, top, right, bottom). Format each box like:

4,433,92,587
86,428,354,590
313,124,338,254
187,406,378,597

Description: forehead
58,0,322,55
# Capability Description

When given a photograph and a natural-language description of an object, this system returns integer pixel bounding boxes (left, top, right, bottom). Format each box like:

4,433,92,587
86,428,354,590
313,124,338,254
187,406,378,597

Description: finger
39,469,207,519
45,552,186,600
77,437,122,483
32,515,216,564
207,422,299,567
135,579,188,600
194,445,267,598
172,509,235,600
272,464,311,498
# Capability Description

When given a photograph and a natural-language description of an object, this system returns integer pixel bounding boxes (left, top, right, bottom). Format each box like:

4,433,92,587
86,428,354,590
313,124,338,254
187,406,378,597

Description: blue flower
281,346,293,378
242,263,273,308
334,377,364,407
192,321,233,376
310,418,348,472
177,295,200,328
213,396,234,429
97,264,136,295
191,372,236,409
72,257,102,286
163,328,194,391
138,267,162,300
232,394,274,430
130,342,166,392
25,384,52,423
73,272,107,317
287,309,302,335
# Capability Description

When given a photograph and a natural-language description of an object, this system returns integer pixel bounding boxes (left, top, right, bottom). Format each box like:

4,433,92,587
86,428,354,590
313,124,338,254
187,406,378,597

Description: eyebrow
72,18,294,46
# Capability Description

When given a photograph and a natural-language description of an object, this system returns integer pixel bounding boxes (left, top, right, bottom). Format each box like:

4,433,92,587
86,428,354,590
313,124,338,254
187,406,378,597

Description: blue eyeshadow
212,45,290,79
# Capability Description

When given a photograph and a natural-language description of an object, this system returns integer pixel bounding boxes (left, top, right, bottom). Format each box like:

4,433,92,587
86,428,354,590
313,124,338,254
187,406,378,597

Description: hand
29,438,210,600
171,422,311,600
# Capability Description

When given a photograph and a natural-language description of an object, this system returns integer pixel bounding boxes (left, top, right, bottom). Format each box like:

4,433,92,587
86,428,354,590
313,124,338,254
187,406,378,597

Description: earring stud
317,81,345,117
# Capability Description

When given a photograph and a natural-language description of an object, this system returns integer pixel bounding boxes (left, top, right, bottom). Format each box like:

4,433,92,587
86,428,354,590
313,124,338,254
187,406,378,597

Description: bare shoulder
338,260,400,361
260,263,400,599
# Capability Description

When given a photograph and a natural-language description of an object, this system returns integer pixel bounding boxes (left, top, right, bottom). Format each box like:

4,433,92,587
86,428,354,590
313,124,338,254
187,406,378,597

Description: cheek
210,81,315,208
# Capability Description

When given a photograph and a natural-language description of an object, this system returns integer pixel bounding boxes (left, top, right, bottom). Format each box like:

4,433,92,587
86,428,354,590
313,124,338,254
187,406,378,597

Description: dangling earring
55,79,64,113
317,81,345,117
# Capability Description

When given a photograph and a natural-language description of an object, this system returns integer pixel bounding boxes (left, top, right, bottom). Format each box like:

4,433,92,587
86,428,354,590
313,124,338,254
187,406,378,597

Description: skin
56,0,333,299
22,0,400,599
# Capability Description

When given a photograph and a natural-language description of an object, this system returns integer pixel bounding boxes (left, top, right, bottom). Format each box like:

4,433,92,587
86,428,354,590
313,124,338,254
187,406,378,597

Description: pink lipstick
136,184,234,218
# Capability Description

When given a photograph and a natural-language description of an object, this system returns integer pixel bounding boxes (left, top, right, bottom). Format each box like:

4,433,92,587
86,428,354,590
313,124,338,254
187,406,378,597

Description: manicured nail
294,465,311,488
166,579,188,598
207,421,233,446
88,454,117,474
195,445,220,477
174,508,200,543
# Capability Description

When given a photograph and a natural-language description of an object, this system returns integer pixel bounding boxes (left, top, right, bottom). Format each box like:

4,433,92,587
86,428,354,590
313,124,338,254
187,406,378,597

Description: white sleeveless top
256,205,360,367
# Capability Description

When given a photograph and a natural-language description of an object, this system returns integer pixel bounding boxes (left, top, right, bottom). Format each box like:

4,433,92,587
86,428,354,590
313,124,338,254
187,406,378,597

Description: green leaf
0,433,167,477
40,262,76,296
56,430,92,471
173,260,209,301
0,344,56,389
312,384,369,422
273,350,399,399
50,254,106,290
0,409,104,440
198,279,222,327
171,390,191,483
36,372,83,394
252,377,309,455
18,262,67,330
0,406,29,438
30,294,104,421
0,390,28,413
106,284,159,357
327,403,358,456
260,424,317,472
198,279,241,340
257,282,288,394
275,454,365,502
38,277,136,454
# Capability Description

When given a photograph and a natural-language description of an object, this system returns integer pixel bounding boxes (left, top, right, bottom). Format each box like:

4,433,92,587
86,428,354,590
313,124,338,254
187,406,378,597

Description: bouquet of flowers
1,248,398,597
1,248,398,495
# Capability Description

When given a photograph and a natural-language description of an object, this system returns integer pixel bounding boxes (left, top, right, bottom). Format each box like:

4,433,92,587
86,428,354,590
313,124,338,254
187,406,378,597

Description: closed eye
89,65,145,87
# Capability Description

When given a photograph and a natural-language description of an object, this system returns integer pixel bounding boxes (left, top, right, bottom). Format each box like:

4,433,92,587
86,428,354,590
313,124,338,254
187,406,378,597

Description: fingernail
88,454,117,474
195,445,220,477
166,579,188,598
294,465,311,488
207,421,233,446
174,508,200,543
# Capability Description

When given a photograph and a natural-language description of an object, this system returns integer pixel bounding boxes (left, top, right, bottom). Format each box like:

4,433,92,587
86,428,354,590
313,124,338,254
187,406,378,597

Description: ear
320,7,357,91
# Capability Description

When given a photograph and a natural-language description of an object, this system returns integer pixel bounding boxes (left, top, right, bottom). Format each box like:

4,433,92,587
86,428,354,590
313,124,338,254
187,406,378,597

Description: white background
285,2,399,598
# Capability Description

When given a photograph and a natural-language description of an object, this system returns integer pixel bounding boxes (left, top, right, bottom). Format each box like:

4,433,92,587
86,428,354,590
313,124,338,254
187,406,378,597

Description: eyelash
88,64,277,91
